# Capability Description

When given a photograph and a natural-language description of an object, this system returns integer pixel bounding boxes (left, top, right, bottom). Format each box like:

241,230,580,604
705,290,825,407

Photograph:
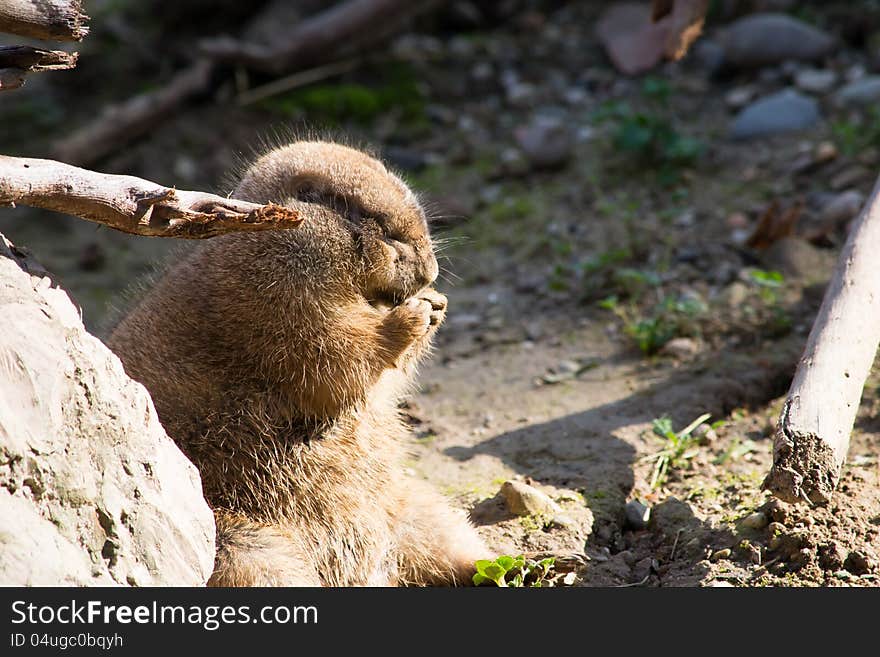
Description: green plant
629,295,705,355
644,413,711,489
593,78,704,182
259,62,425,126
745,268,791,335
832,107,880,157
472,555,557,587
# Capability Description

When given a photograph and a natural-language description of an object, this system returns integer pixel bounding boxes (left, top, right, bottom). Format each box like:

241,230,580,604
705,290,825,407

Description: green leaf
495,555,515,571
473,572,490,586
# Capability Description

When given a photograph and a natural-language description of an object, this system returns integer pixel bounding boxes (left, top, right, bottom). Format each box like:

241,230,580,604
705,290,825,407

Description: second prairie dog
108,141,490,585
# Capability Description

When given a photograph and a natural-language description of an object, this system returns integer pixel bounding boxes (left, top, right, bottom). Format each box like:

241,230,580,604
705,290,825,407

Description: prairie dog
108,141,489,585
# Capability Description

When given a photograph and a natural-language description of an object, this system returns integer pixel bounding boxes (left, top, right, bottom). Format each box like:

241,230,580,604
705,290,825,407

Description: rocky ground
2,0,880,586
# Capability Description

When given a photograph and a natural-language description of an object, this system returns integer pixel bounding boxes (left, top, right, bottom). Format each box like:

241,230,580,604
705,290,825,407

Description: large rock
0,234,215,586
719,13,835,69
729,89,820,140
834,76,880,107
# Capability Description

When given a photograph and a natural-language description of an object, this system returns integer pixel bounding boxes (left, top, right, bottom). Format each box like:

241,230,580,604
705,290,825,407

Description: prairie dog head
234,141,439,306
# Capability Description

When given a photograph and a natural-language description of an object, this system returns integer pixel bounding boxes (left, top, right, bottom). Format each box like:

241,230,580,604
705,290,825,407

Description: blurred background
3,0,880,585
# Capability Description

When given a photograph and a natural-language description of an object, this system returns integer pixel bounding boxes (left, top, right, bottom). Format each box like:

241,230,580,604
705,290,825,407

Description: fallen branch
0,0,88,41
50,60,214,166
0,155,303,239
200,0,440,75
0,46,78,90
764,174,880,504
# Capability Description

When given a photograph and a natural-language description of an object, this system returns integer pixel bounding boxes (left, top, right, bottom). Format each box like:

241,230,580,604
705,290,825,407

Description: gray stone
660,337,699,360
819,190,864,227
0,234,215,586
624,499,651,530
729,89,820,140
719,13,835,69
761,237,835,281
835,76,880,107
794,68,838,94
741,511,769,530
500,480,560,517
514,116,572,170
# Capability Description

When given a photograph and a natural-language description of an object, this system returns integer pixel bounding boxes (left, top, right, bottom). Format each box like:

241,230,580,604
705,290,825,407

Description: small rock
814,141,838,163
725,86,756,110
742,511,769,530
729,89,820,140
692,39,726,76
767,521,786,536
831,166,871,191
660,337,699,359
497,147,529,177
500,480,560,517
844,550,874,576
835,76,880,107
794,68,838,94
692,423,717,446
726,211,750,229
763,499,789,524
624,499,651,530
819,190,864,227
817,541,847,571
723,281,750,308
710,548,732,562
760,237,834,281
719,13,835,69
514,116,572,170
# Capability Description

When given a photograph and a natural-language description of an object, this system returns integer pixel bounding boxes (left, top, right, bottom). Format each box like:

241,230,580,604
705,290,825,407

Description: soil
2,1,879,586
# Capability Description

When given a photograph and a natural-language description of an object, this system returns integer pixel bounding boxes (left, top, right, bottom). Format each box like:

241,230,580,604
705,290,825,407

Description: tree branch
50,60,214,165
200,0,441,75
0,155,303,239
0,46,78,90
0,0,89,41
764,173,880,504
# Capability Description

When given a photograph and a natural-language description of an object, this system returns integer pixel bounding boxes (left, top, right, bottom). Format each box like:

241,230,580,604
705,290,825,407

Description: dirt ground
2,1,879,586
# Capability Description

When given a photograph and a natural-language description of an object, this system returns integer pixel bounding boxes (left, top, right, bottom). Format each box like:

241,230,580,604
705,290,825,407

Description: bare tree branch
200,0,440,75
764,174,880,504
0,0,89,41
0,46,78,90
51,60,214,166
0,155,303,239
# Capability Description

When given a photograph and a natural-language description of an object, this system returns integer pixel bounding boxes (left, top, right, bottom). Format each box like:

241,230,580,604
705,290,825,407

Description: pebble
726,211,750,229
742,511,769,530
624,499,651,530
819,190,864,227
835,76,880,106
710,548,732,562
844,551,874,575
500,480,560,517
831,166,871,191
725,86,755,110
692,423,718,446
814,141,838,163
763,499,789,524
729,89,820,140
719,13,835,69
514,116,572,170
660,337,699,359
794,68,838,94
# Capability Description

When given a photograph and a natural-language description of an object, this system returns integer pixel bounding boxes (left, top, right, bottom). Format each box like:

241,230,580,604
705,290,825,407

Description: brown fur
108,141,489,586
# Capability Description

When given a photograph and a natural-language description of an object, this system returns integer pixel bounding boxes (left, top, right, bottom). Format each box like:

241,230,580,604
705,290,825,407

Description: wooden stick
50,60,214,166
0,46,78,90
0,0,88,41
200,0,440,75
764,174,880,504
0,155,303,239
